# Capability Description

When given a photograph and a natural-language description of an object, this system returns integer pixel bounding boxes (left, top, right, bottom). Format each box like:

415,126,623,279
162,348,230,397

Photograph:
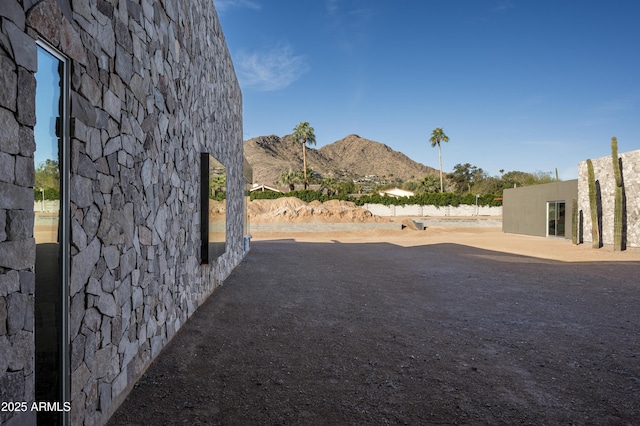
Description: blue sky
34,46,61,170
216,0,640,180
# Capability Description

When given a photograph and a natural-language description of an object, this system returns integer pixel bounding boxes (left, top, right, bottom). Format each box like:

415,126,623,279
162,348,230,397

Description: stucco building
0,0,247,424
503,149,639,248
503,180,578,240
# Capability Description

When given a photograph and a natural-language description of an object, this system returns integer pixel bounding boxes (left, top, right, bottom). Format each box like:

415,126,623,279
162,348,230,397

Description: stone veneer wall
0,0,244,425
578,149,640,248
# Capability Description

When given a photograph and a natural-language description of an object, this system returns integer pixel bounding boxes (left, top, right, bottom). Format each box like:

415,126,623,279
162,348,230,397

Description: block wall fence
363,203,502,217
0,0,245,424
578,149,640,248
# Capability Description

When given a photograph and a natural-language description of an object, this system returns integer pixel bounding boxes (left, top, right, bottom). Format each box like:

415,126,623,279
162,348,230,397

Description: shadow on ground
107,239,640,425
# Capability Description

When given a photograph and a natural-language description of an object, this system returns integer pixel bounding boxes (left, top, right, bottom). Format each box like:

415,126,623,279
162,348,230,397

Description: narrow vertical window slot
34,42,70,426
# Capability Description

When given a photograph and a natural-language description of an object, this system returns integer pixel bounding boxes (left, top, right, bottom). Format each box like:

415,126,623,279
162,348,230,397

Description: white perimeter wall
364,204,502,217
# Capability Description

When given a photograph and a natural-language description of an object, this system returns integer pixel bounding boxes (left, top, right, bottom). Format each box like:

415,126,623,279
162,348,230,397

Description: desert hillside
244,134,437,186
318,134,436,181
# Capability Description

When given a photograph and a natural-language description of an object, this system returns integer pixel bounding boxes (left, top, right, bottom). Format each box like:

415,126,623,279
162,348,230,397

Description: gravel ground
108,228,640,425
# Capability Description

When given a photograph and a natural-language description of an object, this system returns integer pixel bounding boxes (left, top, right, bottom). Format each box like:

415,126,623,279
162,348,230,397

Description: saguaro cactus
571,198,578,245
611,137,624,251
586,159,599,248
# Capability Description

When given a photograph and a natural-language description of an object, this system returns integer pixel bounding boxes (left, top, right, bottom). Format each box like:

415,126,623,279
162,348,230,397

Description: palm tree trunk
438,142,443,192
302,142,308,189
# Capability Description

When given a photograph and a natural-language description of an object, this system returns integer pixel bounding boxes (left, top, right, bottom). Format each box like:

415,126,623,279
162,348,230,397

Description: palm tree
292,121,316,189
417,174,440,194
321,177,338,197
429,127,449,192
278,168,299,191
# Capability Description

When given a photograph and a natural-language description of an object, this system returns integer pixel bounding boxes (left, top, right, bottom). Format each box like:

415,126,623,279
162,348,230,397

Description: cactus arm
571,198,578,245
611,137,624,250
586,159,599,249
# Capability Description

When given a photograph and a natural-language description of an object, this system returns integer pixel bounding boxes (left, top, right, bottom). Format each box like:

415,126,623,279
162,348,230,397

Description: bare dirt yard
261,225,640,263
108,201,640,425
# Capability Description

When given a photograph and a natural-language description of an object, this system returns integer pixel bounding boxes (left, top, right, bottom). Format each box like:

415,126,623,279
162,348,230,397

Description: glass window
34,42,70,425
243,157,253,238
201,153,226,263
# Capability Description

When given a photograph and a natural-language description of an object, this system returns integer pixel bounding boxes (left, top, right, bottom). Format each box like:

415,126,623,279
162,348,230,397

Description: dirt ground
252,225,640,263
107,226,640,425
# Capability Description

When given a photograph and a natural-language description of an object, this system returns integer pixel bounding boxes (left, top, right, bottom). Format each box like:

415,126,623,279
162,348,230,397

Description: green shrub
354,192,502,207
34,187,60,201
209,192,226,201
250,191,285,200
249,188,503,207
287,190,328,203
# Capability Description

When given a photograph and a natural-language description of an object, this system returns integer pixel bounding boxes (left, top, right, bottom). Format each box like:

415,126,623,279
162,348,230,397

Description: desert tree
35,159,60,191
292,121,316,189
429,127,449,192
336,180,356,197
447,163,486,193
34,159,60,200
209,174,226,197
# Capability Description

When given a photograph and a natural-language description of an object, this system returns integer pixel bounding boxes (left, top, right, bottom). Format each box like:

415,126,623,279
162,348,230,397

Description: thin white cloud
517,139,566,147
235,43,309,91
578,117,615,128
599,98,635,112
324,1,373,58
494,0,514,12
520,94,550,107
215,0,261,12
325,0,338,16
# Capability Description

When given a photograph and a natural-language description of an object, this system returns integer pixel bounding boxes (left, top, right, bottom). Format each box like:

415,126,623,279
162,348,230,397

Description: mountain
319,134,437,181
244,134,437,186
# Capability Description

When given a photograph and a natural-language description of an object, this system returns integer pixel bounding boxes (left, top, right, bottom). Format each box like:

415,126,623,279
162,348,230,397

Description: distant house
250,183,284,193
379,188,415,198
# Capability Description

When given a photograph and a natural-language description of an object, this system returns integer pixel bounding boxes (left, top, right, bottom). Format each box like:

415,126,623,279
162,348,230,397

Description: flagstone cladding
0,0,244,424
578,149,640,248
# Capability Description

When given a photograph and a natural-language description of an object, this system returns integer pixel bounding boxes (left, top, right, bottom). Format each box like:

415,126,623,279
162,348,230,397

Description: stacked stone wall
0,1,38,424
578,150,640,248
1,0,244,424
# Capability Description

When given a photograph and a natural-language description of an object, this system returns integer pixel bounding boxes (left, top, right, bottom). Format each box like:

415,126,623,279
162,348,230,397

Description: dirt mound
270,197,308,210
401,218,421,230
322,199,357,208
209,200,226,216
249,197,389,223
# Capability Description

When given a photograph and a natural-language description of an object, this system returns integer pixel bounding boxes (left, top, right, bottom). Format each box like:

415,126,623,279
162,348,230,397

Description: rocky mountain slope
244,134,437,185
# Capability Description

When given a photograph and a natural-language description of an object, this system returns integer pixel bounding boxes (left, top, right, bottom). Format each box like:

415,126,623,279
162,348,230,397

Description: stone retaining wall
0,1,244,425
364,203,502,217
578,149,640,248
